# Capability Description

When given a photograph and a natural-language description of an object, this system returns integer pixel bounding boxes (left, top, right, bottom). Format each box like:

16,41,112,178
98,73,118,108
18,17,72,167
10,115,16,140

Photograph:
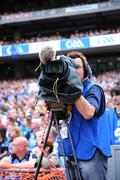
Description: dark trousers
66,149,108,180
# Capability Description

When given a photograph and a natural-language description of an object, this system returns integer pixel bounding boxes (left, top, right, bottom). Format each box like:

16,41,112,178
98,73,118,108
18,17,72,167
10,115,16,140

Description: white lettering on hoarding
90,33,120,47
66,39,84,49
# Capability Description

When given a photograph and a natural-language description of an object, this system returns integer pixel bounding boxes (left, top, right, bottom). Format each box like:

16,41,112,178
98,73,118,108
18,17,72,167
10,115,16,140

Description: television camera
35,46,83,180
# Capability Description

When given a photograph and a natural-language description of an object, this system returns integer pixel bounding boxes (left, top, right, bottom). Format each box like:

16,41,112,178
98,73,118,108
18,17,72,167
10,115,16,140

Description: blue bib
59,81,112,160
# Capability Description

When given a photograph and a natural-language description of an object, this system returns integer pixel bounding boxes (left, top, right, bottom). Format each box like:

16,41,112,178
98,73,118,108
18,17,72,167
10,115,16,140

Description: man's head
35,130,43,145
111,85,120,106
6,114,15,126
31,118,41,132
11,137,28,157
35,131,53,155
67,51,92,80
9,126,22,140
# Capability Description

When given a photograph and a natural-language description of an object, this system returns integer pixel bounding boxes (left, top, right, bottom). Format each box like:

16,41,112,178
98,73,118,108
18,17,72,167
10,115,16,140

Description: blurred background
0,0,120,79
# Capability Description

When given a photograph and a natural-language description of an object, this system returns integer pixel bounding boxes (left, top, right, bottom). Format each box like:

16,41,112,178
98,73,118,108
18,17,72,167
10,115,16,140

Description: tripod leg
34,113,53,180
53,112,74,180
67,126,82,180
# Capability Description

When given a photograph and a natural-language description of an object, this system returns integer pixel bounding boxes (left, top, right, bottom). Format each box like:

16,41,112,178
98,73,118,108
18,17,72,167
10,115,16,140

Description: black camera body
44,59,68,80
45,60,66,74
37,55,83,104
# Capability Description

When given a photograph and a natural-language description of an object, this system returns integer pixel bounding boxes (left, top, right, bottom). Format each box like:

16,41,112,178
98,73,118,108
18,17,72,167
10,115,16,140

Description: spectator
0,27,120,46
0,137,37,169
7,125,22,152
107,85,120,144
25,118,41,150
33,131,60,168
0,128,8,159
6,115,16,127
21,114,32,137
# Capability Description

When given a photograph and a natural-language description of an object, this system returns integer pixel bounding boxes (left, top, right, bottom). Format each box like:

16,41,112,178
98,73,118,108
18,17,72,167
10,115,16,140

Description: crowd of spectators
0,77,61,168
0,0,110,15
0,27,120,46
0,0,118,46
0,70,120,169
92,70,120,108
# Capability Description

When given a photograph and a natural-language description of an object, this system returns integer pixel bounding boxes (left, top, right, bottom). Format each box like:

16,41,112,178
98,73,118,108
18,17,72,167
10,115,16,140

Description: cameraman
60,51,111,180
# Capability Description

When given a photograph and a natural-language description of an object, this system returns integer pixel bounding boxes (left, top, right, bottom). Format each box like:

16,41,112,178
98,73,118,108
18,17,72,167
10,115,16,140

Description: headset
66,51,92,79
84,63,92,79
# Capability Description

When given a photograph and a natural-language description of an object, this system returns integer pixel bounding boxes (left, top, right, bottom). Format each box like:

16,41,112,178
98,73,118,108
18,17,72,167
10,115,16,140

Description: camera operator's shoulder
89,84,105,115
89,83,104,92
87,83,105,99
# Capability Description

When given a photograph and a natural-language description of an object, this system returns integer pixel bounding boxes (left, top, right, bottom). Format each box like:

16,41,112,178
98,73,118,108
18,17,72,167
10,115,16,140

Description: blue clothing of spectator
7,139,13,153
107,108,120,145
25,130,37,150
0,140,8,159
0,141,8,153
16,118,27,137
108,85,120,145
25,129,33,140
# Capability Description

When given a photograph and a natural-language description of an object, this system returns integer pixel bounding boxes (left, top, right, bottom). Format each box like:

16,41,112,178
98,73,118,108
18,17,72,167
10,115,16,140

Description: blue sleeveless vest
60,81,112,160
107,108,120,145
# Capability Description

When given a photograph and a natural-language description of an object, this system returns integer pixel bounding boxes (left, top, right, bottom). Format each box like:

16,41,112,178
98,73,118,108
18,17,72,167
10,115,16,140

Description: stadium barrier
0,168,66,180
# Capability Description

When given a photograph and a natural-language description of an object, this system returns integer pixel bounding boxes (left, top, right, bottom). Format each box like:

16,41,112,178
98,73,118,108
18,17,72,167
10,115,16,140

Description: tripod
34,103,82,180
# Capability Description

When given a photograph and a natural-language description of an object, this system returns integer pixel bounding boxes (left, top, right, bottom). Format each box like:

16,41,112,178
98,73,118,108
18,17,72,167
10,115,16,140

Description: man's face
112,93,120,106
35,131,43,145
74,57,84,81
11,140,20,154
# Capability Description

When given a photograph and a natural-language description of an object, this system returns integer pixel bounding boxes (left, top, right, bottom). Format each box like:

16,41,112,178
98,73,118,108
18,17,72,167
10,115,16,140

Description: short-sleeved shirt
82,80,104,116
59,80,111,160
3,151,37,164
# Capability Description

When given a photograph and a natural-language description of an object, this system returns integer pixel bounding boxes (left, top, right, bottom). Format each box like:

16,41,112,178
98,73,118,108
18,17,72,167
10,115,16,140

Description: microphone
39,46,56,64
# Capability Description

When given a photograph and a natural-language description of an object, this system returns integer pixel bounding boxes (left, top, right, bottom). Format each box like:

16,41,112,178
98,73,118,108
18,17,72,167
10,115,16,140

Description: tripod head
46,102,72,121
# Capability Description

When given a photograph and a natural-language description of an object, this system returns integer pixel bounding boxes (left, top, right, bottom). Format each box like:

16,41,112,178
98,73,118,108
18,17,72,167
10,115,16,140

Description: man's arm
0,160,36,169
41,153,60,168
75,95,96,120
11,160,36,169
0,155,36,169
75,85,103,120
0,160,12,169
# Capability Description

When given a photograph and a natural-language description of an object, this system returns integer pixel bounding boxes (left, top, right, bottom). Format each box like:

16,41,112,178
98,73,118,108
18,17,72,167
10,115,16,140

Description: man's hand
0,161,12,169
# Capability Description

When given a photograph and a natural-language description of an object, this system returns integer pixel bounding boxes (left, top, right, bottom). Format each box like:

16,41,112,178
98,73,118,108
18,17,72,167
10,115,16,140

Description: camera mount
34,102,82,180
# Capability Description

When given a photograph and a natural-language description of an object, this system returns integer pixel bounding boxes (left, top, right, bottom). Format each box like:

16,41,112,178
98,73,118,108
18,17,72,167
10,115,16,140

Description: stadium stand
0,0,120,79
0,0,119,47
0,0,110,14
